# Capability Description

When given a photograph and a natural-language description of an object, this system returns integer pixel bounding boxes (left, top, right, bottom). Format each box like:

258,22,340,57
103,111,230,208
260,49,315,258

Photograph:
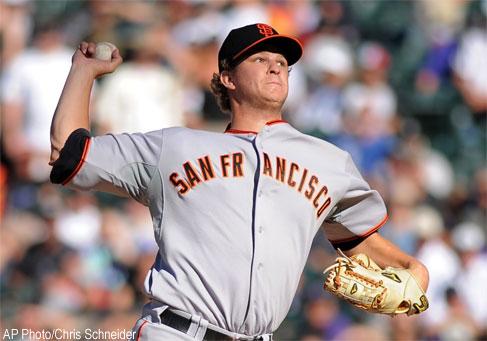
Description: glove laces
324,249,384,289
323,249,356,288
323,248,354,274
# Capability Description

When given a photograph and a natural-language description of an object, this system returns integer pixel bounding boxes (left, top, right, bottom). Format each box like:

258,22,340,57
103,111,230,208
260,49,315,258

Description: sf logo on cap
257,24,275,37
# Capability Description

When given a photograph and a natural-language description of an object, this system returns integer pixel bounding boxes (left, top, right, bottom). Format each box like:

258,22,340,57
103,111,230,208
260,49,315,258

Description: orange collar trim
224,120,287,134
225,128,258,135
266,119,287,126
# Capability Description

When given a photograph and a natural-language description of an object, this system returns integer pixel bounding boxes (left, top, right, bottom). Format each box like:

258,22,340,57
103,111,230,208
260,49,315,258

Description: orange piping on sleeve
62,137,91,186
136,320,148,341
330,214,389,244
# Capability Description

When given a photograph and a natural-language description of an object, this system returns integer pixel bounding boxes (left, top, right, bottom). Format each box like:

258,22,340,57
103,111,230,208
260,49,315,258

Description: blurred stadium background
1,0,486,340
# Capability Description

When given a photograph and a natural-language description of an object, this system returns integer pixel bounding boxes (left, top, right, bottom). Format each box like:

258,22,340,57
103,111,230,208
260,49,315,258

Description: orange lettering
298,168,308,193
276,157,286,183
170,172,190,195
257,24,275,37
220,154,231,177
263,153,273,177
198,155,215,181
317,198,332,218
313,185,328,208
305,175,318,199
233,153,244,177
183,161,201,187
288,162,299,187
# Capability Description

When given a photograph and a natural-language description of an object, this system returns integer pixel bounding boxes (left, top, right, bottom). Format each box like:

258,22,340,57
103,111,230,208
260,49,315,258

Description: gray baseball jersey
62,120,387,335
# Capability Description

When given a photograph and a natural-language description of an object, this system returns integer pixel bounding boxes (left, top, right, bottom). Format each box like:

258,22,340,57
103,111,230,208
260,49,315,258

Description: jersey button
258,263,264,270
258,226,263,233
258,190,263,197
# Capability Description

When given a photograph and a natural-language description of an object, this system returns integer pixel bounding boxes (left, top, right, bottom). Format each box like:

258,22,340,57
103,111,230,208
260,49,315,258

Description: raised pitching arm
49,42,122,164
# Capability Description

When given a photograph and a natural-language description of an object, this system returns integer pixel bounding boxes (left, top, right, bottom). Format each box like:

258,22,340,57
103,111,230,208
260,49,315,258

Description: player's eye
255,57,266,63
277,60,288,67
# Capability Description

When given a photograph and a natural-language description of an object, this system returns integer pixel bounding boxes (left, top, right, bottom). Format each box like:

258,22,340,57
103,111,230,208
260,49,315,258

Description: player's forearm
50,65,95,164
343,232,429,291
50,40,122,164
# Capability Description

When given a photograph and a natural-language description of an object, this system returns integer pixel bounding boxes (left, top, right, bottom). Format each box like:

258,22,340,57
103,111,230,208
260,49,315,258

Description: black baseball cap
218,23,303,72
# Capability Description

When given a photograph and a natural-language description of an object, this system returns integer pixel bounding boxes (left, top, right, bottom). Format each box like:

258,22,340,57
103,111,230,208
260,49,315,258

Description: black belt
160,309,232,340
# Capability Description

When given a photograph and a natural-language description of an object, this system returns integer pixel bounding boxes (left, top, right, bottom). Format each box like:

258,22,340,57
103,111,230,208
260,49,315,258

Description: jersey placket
240,127,271,332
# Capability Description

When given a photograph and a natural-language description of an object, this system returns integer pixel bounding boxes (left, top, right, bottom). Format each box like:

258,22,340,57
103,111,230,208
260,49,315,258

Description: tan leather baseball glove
323,250,429,316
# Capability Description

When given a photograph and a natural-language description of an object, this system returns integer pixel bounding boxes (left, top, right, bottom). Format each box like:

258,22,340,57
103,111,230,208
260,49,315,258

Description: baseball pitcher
49,23,429,340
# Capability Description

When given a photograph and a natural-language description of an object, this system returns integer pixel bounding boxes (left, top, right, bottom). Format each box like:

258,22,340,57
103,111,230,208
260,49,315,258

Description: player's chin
271,93,287,105
263,96,286,109
264,88,287,101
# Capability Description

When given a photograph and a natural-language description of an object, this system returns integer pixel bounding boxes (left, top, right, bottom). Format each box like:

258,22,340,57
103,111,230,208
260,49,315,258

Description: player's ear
220,71,236,90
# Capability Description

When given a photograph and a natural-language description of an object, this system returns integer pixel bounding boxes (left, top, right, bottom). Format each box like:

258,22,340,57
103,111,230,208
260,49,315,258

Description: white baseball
95,42,116,61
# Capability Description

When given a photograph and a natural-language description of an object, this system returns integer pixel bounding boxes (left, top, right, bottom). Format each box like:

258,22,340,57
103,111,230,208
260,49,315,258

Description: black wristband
331,237,366,251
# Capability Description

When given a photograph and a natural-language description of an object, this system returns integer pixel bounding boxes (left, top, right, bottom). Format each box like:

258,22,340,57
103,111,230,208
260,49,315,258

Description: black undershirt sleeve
50,128,91,184
330,237,368,251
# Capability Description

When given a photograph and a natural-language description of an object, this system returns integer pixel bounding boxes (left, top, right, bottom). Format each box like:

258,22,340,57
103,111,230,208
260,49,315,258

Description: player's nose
268,60,281,75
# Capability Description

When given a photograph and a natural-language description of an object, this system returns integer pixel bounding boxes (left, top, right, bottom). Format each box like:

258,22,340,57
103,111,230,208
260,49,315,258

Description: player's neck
231,106,282,132
230,110,282,133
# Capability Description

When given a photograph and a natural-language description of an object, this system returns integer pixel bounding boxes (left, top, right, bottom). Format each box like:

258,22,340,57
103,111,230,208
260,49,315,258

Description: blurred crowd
1,0,486,340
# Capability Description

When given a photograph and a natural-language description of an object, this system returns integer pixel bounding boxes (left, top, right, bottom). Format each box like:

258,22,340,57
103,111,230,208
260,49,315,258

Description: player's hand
323,251,430,316
406,260,429,292
71,41,123,79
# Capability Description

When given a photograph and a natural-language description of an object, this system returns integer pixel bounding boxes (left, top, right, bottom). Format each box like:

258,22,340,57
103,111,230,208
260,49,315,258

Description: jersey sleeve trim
330,214,388,250
135,320,148,341
62,137,91,185
49,128,91,185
